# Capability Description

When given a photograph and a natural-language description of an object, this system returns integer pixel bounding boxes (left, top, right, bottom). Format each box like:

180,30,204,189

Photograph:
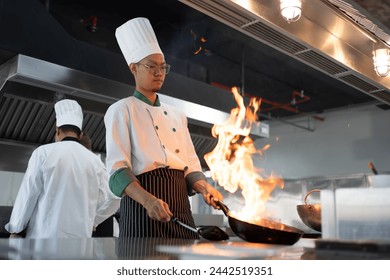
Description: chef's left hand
193,180,224,209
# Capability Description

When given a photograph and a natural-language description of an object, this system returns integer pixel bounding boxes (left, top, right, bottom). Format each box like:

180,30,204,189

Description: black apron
119,168,199,239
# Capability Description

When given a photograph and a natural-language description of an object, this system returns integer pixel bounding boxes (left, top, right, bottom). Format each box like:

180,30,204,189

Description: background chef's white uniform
6,140,119,238
6,97,120,239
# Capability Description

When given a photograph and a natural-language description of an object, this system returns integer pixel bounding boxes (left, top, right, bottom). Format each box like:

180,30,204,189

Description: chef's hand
124,180,173,222
143,196,173,222
193,180,224,209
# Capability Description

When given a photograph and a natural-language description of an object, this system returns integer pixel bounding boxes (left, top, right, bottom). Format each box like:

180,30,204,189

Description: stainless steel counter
0,237,191,260
0,236,307,260
1,236,388,260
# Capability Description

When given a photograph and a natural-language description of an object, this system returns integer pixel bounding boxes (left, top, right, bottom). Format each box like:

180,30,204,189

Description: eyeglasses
137,63,171,75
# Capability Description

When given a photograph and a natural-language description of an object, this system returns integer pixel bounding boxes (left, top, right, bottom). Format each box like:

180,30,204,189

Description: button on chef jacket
104,91,206,196
5,139,120,238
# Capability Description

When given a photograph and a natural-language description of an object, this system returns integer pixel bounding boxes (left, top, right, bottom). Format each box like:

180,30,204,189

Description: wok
172,217,229,241
296,189,322,232
216,200,303,245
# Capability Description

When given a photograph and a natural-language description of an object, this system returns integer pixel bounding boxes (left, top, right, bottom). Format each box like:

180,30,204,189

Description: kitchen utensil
216,200,303,245
368,161,379,175
172,217,229,241
296,189,322,232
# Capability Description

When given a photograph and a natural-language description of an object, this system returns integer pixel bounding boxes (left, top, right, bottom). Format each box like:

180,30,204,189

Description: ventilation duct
179,0,390,104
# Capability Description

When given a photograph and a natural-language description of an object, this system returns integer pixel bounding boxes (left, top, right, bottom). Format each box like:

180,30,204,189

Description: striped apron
119,168,199,239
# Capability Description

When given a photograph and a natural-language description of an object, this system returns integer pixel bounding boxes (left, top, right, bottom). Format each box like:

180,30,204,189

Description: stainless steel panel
180,0,390,104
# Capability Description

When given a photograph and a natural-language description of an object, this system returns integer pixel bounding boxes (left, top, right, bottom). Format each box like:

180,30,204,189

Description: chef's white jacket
5,140,120,238
104,94,205,196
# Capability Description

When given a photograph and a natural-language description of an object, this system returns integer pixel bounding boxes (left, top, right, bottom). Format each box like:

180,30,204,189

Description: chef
5,99,120,238
104,17,224,238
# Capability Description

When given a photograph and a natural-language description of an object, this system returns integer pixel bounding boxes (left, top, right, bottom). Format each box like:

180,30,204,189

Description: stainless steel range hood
180,0,390,103
0,54,269,172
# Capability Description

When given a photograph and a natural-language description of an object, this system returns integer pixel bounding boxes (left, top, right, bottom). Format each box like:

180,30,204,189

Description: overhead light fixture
280,0,302,23
372,48,390,77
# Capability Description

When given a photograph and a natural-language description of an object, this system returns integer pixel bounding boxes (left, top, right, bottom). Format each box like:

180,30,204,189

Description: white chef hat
115,17,163,65
54,99,83,130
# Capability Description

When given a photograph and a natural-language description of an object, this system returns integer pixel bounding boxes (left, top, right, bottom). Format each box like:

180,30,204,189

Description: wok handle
215,200,230,217
368,161,378,175
304,189,321,205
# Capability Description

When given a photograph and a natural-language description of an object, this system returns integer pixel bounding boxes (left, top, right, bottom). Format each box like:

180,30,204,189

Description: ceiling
43,0,390,119
1,0,389,119
0,0,390,172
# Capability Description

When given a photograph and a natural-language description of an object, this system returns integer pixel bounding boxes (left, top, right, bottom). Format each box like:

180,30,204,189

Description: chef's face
132,53,167,93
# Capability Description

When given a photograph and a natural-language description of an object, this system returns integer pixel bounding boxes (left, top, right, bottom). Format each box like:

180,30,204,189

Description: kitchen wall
254,101,390,179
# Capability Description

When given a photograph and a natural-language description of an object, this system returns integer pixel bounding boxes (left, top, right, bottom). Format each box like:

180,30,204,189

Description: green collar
133,90,161,107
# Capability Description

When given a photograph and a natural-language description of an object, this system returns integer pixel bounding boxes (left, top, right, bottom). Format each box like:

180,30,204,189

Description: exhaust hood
179,0,390,103
0,54,269,172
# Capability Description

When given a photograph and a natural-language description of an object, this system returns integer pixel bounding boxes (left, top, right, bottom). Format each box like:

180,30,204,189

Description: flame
204,87,283,224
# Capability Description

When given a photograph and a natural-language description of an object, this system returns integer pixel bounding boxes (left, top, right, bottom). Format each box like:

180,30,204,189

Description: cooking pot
296,189,322,232
216,200,303,245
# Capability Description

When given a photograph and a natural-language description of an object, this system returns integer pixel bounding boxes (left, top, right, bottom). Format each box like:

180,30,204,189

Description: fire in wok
204,87,301,244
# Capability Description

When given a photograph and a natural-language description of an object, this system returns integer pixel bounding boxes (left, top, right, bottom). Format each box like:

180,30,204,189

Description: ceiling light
372,48,390,77
280,0,302,23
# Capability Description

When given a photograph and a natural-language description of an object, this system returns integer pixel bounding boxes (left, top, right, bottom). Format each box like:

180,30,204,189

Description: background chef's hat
115,17,163,65
55,99,83,130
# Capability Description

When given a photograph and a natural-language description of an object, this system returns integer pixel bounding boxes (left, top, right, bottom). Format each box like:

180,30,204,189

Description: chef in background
80,131,119,237
104,17,223,238
5,99,120,238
